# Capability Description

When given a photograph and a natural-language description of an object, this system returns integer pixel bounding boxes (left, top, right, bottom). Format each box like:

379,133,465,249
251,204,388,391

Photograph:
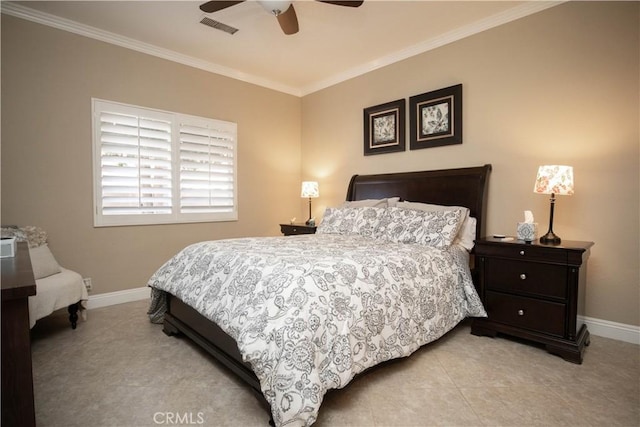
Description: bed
148,164,491,426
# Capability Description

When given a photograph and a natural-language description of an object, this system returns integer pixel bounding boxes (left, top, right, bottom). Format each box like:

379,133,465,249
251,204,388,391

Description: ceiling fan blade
315,1,364,7
277,4,299,35
200,1,245,13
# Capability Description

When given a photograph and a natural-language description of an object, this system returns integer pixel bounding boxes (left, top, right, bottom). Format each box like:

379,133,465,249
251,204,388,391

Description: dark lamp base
540,231,561,245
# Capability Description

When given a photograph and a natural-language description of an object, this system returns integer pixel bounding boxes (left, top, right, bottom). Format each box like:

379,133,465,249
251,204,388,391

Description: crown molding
0,2,303,97
2,1,562,98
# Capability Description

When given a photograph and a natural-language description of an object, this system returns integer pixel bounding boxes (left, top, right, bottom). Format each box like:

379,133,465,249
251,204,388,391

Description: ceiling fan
199,1,364,35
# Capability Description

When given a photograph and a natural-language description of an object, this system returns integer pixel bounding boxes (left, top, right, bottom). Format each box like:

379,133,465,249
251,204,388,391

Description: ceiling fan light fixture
257,0,292,16
199,0,363,36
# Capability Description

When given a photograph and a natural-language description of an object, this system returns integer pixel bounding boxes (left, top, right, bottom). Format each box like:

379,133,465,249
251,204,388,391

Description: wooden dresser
2,242,37,426
471,237,593,364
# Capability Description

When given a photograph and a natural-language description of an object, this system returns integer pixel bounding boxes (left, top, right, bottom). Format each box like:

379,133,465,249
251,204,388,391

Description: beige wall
301,2,640,326
1,15,302,294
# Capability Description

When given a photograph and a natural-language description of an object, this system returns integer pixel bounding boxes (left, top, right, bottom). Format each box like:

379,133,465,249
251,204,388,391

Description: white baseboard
85,288,639,345
579,315,640,345
85,286,150,310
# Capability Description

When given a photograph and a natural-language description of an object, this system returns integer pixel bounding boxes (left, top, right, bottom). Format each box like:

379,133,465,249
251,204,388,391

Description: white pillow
395,200,470,216
29,244,62,280
395,201,476,250
341,197,400,208
456,216,477,251
382,207,465,248
341,199,387,208
386,197,400,207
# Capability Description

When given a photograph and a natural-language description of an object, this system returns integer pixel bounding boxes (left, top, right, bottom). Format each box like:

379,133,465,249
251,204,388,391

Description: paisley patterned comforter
148,233,486,426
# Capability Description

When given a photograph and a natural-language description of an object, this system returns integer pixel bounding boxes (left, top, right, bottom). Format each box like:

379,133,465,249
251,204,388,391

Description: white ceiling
3,1,561,96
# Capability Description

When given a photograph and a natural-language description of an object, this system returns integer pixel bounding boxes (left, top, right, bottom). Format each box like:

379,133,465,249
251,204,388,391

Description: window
92,99,237,226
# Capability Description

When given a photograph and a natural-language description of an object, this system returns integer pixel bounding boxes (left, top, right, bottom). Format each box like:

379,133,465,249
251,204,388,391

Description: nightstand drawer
280,223,317,236
485,258,567,299
477,244,568,264
485,291,566,337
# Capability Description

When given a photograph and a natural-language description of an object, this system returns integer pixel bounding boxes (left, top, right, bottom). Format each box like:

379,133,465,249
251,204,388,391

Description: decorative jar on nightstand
471,237,594,364
279,223,317,236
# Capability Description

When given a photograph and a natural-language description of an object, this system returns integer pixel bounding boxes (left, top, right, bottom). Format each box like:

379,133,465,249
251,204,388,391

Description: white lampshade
258,1,292,15
301,181,319,198
533,165,574,196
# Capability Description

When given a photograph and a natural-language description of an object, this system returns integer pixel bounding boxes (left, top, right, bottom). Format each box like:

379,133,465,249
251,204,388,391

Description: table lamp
533,165,574,244
301,181,319,225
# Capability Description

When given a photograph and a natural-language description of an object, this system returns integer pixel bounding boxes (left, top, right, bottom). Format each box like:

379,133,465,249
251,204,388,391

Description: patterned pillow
317,207,355,235
394,201,475,250
1,225,48,248
317,207,388,238
352,207,389,238
382,207,465,248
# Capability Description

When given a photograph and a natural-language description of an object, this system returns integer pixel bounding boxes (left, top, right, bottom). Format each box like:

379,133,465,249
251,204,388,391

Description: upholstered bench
1,226,88,329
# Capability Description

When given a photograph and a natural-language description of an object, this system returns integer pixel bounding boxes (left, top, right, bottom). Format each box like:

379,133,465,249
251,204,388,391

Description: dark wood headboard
346,164,492,240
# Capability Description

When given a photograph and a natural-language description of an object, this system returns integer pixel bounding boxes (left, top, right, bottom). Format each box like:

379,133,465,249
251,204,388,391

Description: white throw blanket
29,268,88,328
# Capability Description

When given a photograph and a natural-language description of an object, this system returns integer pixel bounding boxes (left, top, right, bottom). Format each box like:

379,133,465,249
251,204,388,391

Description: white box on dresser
0,237,17,258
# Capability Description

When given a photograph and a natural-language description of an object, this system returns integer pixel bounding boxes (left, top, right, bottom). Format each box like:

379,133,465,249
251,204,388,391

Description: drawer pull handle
520,273,527,280
518,309,525,316
519,250,525,256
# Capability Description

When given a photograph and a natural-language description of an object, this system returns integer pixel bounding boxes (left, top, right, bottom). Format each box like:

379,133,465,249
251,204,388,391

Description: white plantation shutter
179,120,236,215
98,110,173,215
93,99,237,226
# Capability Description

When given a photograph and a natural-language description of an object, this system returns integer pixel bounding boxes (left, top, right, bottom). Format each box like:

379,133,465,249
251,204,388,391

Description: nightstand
471,237,594,364
280,223,317,236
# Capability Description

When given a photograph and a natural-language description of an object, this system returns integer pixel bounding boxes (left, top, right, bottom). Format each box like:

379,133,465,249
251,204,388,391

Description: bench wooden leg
68,303,79,329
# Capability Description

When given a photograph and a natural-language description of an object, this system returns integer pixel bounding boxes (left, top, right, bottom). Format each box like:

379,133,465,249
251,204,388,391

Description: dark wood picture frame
363,99,405,155
409,84,462,150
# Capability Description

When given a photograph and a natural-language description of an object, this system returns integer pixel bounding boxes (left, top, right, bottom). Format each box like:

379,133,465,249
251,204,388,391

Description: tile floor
31,300,639,427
